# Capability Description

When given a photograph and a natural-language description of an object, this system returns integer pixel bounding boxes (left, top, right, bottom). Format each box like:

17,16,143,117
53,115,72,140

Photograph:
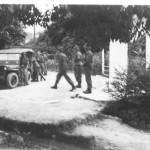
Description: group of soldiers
20,51,48,85
20,43,93,94
51,43,93,94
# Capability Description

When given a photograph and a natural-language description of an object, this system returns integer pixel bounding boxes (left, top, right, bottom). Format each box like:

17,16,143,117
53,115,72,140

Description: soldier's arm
82,53,91,67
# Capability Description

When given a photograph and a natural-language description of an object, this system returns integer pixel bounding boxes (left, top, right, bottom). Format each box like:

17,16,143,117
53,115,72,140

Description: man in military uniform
42,52,48,75
32,57,46,81
51,46,76,91
82,43,93,94
74,45,83,88
36,51,45,75
20,53,29,85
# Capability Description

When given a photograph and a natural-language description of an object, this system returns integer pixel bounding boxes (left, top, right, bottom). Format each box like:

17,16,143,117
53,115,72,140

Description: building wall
109,40,128,82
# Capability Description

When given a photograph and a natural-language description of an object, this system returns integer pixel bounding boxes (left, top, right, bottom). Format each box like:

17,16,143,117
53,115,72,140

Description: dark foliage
44,5,150,53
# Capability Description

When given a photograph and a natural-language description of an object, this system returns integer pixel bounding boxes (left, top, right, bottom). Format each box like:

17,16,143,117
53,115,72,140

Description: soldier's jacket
36,54,44,63
82,50,93,69
56,52,68,72
20,57,29,68
32,58,40,68
43,54,48,62
74,51,83,66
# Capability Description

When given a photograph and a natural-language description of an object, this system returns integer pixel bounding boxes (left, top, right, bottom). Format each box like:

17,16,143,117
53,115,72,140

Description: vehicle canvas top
0,48,34,54
0,48,34,67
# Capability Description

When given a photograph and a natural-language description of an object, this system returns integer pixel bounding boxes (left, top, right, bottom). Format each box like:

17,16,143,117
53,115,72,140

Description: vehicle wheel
26,71,31,85
7,73,19,89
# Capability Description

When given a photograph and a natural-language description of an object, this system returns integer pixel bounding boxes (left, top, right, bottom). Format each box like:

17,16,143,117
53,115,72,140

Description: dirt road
0,71,104,124
1,71,150,150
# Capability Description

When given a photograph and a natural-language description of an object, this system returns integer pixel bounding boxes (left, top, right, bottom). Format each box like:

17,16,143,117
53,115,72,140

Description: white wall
109,40,128,82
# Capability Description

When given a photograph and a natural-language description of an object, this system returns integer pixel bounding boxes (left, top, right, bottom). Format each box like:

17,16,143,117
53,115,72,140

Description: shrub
107,59,150,102
103,58,150,129
92,52,102,75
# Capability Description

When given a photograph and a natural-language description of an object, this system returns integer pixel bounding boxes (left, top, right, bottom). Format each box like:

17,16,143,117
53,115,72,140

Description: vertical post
34,22,36,51
102,48,104,75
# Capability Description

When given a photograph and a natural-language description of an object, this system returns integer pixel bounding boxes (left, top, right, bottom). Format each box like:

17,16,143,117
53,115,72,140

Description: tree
44,5,150,52
0,4,42,49
25,31,56,54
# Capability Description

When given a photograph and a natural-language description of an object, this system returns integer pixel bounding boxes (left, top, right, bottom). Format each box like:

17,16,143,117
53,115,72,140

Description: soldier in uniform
36,51,45,75
51,46,76,91
32,57,46,81
20,53,29,85
82,43,93,94
42,52,48,75
74,45,83,88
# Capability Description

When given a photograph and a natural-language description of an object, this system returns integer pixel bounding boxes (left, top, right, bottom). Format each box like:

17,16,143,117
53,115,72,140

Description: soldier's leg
38,67,46,81
39,63,43,75
63,71,76,91
51,72,62,89
41,63,45,75
20,68,24,83
76,67,82,88
84,69,92,93
24,69,28,85
36,67,40,81
44,63,48,75
74,67,78,82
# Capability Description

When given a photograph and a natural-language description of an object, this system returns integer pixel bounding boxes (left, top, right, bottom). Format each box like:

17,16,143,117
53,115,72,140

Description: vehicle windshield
0,54,20,66
0,54,20,60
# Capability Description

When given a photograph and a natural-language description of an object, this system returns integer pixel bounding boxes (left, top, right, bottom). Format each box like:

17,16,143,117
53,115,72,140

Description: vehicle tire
7,73,19,89
26,71,31,85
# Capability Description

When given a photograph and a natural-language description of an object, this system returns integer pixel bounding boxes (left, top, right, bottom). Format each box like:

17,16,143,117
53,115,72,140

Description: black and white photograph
0,0,150,149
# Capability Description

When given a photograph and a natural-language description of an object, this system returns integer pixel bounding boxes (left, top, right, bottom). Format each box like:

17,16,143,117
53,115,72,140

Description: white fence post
109,40,128,88
102,49,104,75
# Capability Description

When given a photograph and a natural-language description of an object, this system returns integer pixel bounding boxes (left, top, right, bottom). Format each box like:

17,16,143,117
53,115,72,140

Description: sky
1,0,150,5
24,3,53,34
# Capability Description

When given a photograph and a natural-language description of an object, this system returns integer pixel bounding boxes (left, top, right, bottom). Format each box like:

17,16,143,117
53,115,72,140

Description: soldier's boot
70,85,76,92
67,79,76,91
40,76,46,81
76,82,81,88
51,74,62,89
51,85,57,89
83,89,92,94
51,79,59,89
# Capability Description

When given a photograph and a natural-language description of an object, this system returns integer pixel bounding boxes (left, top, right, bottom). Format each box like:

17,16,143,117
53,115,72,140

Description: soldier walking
82,43,93,94
51,46,76,91
74,45,83,88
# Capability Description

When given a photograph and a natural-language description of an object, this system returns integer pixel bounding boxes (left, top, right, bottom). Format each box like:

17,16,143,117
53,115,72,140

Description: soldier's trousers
74,66,82,85
44,62,48,75
20,68,28,84
85,69,92,90
39,63,45,75
54,71,74,87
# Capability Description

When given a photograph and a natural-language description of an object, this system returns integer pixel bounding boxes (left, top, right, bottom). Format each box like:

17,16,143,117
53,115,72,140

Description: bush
92,52,102,75
103,58,150,129
107,59,150,102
